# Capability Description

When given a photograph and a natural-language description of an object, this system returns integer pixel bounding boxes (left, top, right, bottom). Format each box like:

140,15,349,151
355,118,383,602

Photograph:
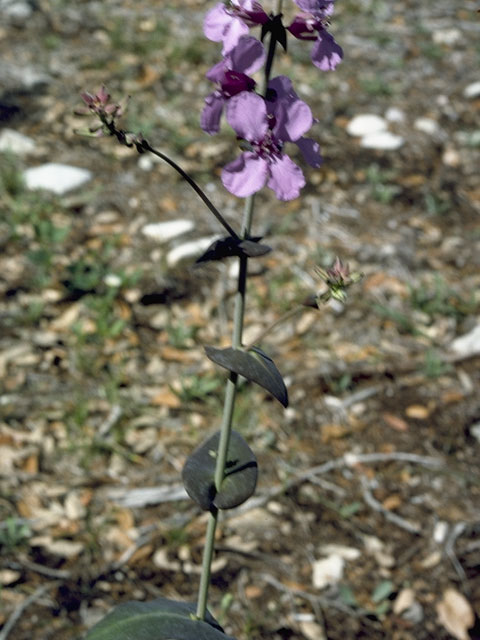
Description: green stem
195,2,282,616
195,197,253,621
142,142,239,239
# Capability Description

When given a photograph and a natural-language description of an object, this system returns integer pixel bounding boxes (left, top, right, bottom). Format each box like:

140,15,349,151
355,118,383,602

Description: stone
312,554,344,589
469,422,480,443
449,324,480,359
141,219,194,243
320,544,361,561
0,0,32,25
360,131,404,150
0,128,36,155
464,81,480,99
346,114,387,137
23,163,92,195
433,29,461,46
0,62,50,94
385,107,405,123
414,117,439,135
166,235,220,267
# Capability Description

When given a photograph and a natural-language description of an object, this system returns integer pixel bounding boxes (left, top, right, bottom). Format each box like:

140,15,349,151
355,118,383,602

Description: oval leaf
182,430,258,511
85,597,236,640
196,236,271,263
204,346,288,407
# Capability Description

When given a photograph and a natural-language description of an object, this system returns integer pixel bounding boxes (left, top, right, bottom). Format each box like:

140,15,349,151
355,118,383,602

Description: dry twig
359,476,421,535
0,582,56,640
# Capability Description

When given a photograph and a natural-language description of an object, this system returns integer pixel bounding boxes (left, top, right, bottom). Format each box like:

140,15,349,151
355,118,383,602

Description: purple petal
206,59,227,83
287,15,317,40
267,154,306,201
235,0,269,25
229,36,266,75
222,17,249,54
203,4,232,42
222,152,268,197
268,75,297,100
226,92,268,141
201,93,225,135
295,137,323,167
293,0,335,17
311,30,343,70
272,93,313,141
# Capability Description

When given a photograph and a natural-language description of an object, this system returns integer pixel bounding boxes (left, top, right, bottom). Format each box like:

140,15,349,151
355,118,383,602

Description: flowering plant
77,2,353,638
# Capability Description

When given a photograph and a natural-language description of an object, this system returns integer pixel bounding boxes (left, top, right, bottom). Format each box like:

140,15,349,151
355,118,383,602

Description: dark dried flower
314,257,362,304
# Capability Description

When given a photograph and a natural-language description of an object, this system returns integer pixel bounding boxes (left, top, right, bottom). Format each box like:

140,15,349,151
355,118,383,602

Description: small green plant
0,152,25,196
360,75,393,96
172,375,222,405
424,192,450,216
0,518,31,553
365,163,401,204
409,275,477,321
422,349,453,379
166,322,199,349
373,303,422,335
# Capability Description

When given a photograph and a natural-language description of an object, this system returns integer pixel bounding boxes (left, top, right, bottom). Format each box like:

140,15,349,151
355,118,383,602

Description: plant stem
195,196,253,621
142,141,239,239
195,2,282,616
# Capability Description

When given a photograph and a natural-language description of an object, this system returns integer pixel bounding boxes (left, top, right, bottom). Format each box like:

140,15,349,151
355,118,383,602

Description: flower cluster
315,257,363,304
202,0,343,201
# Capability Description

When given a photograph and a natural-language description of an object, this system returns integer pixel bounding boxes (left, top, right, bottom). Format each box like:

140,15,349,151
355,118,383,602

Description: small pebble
463,81,480,99
361,131,404,150
346,114,387,137
24,163,92,195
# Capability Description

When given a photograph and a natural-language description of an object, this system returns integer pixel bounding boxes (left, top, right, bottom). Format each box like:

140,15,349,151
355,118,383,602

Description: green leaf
182,430,258,511
338,584,358,608
371,580,394,604
195,236,271,264
85,597,236,640
339,501,363,518
204,346,288,408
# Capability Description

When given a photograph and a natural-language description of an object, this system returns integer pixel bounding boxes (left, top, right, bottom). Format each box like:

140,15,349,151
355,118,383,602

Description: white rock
24,163,92,195
0,569,21,585
0,129,36,155
463,81,480,99
394,588,416,615
0,0,32,23
346,114,387,137
414,117,439,135
312,554,344,590
442,147,460,167
320,544,361,561
138,154,162,171
361,131,404,150
469,422,480,443
433,520,449,544
104,274,122,288
449,324,480,359
141,219,194,243
166,235,219,267
385,107,405,123
433,29,461,46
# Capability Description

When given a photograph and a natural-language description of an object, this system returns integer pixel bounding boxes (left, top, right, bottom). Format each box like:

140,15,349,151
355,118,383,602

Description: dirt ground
1,1,480,638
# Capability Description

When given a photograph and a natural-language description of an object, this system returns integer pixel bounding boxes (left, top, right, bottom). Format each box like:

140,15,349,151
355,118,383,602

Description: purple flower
292,0,335,17
288,13,343,71
221,80,322,201
204,0,269,54
201,36,265,135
